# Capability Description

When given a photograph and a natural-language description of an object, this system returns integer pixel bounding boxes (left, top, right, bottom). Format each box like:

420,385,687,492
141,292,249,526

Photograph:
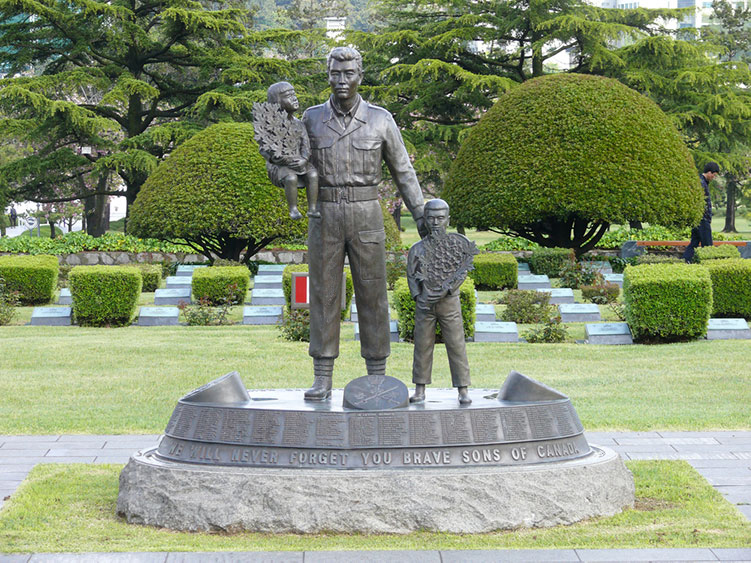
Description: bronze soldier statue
302,46,427,400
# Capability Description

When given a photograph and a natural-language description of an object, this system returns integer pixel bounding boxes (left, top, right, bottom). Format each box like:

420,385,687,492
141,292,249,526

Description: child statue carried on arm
253,82,319,219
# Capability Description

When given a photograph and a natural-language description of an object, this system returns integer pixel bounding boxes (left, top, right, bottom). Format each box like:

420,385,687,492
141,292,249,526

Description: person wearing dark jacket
683,162,719,262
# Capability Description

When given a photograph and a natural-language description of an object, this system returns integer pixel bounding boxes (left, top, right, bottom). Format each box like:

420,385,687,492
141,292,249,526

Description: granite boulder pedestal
117,371,634,534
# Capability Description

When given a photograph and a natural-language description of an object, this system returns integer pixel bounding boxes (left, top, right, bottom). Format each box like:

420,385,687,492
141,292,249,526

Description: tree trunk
85,193,108,236
723,176,737,232
49,220,57,238
629,221,643,230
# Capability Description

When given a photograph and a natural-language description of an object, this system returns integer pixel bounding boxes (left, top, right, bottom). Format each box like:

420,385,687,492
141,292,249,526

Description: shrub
694,245,741,263
528,247,574,277
0,231,190,255
523,316,568,343
0,276,19,326
469,253,517,289
393,277,476,342
558,259,603,289
178,295,234,326
128,122,307,263
500,289,554,323
386,251,407,290
444,73,703,256
135,264,162,292
278,309,311,342
703,259,751,319
281,264,353,320
192,266,250,305
581,282,620,304
57,265,73,288
0,254,59,304
623,263,712,342
69,266,142,327
635,255,681,265
482,236,540,251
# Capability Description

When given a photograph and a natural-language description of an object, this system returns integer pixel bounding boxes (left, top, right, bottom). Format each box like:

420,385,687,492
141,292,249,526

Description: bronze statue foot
458,387,472,405
409,384,426,404
304,376,332,401
307,209,321,218
289,207,303,220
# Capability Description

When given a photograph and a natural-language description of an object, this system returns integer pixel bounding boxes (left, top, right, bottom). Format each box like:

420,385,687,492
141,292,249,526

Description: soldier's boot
457,386,472,405
304,358,334,401
410,384,426,404
365,358,387,376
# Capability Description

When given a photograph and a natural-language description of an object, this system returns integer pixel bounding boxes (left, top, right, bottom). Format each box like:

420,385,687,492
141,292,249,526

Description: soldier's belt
319,185,379,203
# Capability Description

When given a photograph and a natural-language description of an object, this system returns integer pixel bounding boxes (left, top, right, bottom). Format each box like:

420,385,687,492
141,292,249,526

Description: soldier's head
267,82,298,114
327,47,363,104
424,199,450,236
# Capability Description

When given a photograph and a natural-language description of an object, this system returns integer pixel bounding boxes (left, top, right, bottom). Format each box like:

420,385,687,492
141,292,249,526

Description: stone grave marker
535,288,575,304
474,321,519,342
242,305,283,325
57,288,72,305
253,276,283,290
165,276,192,289
355,320,399,342
138,307,180,326
517,274,551,290
475,303,496,323
558,303,601,322
250,288,285,306
585,322,633,345
706,318,751,340
582,261,613,274
256,264,287,276
30,307,72,326
603,273,624,288
517,262,530,272
176,265,207,277
154,288,192,306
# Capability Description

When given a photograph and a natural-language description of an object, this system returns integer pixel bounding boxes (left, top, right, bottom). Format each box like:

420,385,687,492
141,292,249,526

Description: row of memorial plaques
164,401,584,449
155,434,592,469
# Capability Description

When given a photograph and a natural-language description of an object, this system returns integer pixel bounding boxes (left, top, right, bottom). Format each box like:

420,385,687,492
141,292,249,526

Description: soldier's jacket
302,95,424,215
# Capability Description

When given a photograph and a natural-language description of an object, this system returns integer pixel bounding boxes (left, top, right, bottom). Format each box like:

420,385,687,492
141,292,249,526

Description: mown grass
0,461,747,552
0,321,749,433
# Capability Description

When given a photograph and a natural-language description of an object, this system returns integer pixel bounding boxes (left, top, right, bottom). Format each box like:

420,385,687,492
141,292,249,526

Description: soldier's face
426,208,449,235
328,59,362,102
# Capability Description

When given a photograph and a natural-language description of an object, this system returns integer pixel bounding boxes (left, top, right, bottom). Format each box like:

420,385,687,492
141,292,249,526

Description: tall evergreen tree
0,0,325,232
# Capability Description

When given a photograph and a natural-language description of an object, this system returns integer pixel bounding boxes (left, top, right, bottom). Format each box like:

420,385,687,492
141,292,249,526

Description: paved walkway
1,432,750,562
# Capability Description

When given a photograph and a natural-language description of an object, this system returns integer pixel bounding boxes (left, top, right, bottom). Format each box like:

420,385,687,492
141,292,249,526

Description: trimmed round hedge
128,122,307,262
444,74,704,251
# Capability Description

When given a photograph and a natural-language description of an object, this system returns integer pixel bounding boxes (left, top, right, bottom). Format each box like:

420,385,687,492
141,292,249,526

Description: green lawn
0,321,749,433
0,461,747,552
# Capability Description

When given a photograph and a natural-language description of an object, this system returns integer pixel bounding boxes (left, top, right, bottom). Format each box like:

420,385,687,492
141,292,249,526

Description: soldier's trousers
308,197,390,361
412,295,470,387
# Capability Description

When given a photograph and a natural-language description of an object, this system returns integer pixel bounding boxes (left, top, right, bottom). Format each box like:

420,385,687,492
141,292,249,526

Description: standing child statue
407,199,478,405
253,82,320,219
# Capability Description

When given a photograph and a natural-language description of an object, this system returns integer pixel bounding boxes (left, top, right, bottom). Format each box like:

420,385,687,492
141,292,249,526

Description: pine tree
0,0,326,232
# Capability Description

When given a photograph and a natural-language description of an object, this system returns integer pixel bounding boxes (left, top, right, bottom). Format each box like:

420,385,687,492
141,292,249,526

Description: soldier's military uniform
302,94,425,369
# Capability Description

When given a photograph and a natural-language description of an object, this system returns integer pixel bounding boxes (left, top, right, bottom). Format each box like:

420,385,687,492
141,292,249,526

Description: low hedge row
469,253,517,289
528,247,574,277
624,263,712,342
69,265,142,326
282,264,354,320
136,264,162,292
192,266,250,305
694,245,741,263
393,277,476,342
703,259,751,319
0,254,59,304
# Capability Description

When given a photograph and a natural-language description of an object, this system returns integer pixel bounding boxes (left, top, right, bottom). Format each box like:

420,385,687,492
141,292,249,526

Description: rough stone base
117,446,633,534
